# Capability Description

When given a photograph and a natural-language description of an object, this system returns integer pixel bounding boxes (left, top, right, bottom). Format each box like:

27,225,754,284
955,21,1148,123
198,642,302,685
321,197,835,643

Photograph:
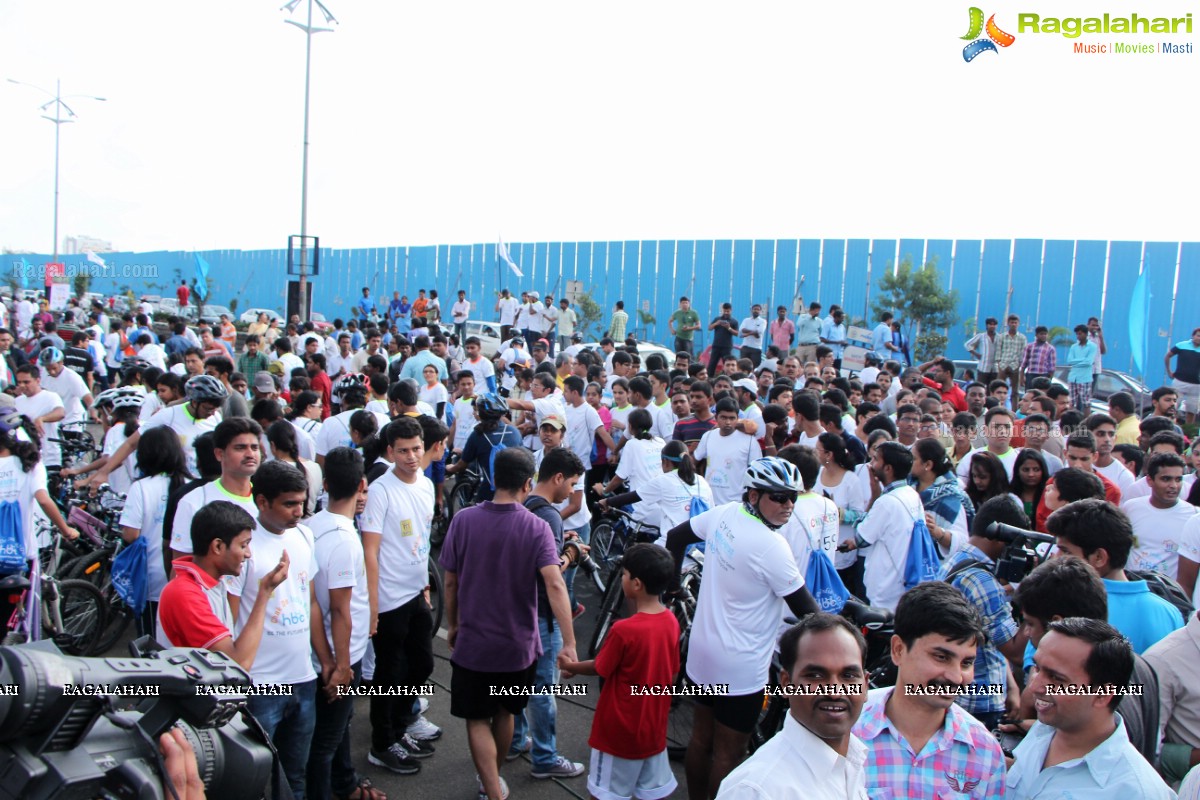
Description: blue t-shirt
1169,340,1200,384
1067,341,1099,384
460,424,523,502
356,296,375,318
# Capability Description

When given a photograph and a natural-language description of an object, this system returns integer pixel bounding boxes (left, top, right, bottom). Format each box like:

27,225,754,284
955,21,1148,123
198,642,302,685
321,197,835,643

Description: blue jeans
307,661,362,800
510,615,563,770
562,520,591,609
248,679,318,800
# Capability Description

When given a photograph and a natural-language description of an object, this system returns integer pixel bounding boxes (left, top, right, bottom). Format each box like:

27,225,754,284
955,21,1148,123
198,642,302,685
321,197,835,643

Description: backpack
1126,568,1194,625
484,425,514,491
806,546,850,613
0,500,26,576
903,515,941,589
111,534,149,614
684,479,710,556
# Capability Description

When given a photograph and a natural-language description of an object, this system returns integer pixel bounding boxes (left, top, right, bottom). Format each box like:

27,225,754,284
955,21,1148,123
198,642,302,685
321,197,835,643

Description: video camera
983,521,1057,583
0,638,277,800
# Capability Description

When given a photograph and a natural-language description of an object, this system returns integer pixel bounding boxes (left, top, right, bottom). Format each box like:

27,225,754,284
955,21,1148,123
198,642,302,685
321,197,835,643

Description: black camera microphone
984,521,1056,546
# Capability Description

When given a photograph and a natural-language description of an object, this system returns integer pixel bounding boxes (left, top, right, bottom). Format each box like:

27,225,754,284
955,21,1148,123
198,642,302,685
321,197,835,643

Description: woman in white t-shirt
265,420,324,517
600,439,714,547
419,364,449,423
61,392,142,496
593,408,665,523
0,409,80,621
118,426,191,635
815,431,869,575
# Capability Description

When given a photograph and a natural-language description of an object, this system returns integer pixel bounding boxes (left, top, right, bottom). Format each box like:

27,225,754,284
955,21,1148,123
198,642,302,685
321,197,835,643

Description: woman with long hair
118,426,191,635
815,431,869,598
599,439,714,546
585,381,615,498
287,390,323,440
965,451,1010,509
910,438,974,557
593,408,665,522
1010,448,1050,520
266,420,323,516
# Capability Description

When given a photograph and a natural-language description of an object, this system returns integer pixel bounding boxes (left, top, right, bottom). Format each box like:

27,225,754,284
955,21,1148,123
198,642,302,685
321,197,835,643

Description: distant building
63,235,114,254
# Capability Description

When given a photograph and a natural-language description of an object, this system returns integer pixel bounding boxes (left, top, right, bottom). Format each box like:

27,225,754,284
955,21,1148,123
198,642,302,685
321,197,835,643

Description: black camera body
985,521,1056,583
0,640,275,800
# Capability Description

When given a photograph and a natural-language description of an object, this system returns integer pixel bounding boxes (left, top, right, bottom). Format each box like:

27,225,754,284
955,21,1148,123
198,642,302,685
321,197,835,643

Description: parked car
1053,366,1154,416
240,307,283,325
157,298,180,316
309,312,334,332
581,340,676,370
183,304,235,325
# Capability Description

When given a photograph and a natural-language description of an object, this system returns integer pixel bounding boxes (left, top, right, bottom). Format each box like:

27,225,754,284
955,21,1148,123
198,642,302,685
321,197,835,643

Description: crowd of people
4,283,1200,800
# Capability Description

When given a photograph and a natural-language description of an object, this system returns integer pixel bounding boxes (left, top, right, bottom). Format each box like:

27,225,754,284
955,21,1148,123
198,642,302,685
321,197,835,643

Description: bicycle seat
0,574,31,591
841,600,893,628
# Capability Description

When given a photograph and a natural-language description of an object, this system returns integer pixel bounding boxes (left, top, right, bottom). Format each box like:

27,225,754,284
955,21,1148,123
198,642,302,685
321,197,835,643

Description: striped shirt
1020,341,1056,375
854,687,1007,799
964,331,998,372
996,331,1027,369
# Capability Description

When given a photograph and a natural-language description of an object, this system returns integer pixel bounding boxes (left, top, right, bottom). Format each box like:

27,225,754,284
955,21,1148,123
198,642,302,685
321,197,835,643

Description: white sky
1,1,1196,254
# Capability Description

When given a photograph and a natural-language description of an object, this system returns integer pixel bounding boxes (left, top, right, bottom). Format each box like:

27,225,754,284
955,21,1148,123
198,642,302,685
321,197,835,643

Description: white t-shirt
286,419,318,462
609,404,633,435
326,352,355,380
119,474,172,601
1124,497,1200,579
817,469,869,570
858,483,925,611
637,471,715,546
314,408,390,457
955,446,1018,483
564,401,603,468
463,356,495,391
497,297,519,326
310,509,371,666
170,479,258,555
104,332,124,368
695,430,762,506
102,425,138,496
419,383,450,423
785,493,841,576
688,503,804,694
740,316,767,350
451,300,471,324
0,455,47,560
142,403,220,478
498,347,532,372
1122,474,1196,505
650,400,677,441
451,397,478,451
16,389,63,468
1095,458,1136,493
615,436,666,520
359,469,434,613
40,367,89,424
227,522,319,686
521,303,545,333
139,391,163,422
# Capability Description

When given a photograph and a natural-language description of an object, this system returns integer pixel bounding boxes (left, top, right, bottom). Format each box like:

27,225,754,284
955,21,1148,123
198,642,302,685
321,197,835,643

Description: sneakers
475,775,510,800
505,735,532,762
367,742,421,775
530,755,586,779
400,733,435,759
405,714,442,741
572,603,586,619
416,696,429,715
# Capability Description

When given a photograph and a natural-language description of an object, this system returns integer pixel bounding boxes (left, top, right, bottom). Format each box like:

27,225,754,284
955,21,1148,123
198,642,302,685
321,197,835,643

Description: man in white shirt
450,290,471,342
1085,413,1136,494
308,447,375,800
495,289,519,343
38,348,93,425
716,614,868,799
506,373,568,446
696,399,763,506
326,333,355,381
854,442,925,612
540,295,559,355
360,417,439,773
14,365,65,467
562,376,616,469
739,304,767,369
955,407,1019,482
169,417,260,559
555,299,577,354
1124,452,1200,598
228,460,330,800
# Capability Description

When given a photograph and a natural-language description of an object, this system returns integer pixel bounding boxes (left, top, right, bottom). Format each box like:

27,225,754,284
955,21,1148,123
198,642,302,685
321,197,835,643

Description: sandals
338,778,387,800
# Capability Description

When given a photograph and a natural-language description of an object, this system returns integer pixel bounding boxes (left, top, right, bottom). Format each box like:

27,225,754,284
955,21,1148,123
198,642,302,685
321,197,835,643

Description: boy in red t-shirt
559,544,680,800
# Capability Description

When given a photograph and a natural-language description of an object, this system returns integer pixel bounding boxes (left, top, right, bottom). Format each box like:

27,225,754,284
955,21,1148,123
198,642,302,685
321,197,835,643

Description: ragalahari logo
962,7,1016,61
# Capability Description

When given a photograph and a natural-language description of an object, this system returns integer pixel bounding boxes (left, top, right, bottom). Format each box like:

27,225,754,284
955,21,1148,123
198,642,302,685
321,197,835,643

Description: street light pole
283,0,337,323
7,78,105,263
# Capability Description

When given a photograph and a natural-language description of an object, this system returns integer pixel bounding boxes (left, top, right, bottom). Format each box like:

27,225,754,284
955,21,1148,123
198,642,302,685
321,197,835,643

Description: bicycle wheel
50,579,108,656
448,480,475,519
589,522,617,582
748,694,787,754
587,567,629,658
65,549,110,588
428,506,450,548
427,558,444,634
91,594,137,655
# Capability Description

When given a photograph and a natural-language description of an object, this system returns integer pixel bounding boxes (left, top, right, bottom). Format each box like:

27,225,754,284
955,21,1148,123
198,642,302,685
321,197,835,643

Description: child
558,544,680,800
694,397,763,506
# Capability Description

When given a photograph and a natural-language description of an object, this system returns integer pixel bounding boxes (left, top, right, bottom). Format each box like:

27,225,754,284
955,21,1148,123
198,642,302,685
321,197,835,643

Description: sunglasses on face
766,491,799,505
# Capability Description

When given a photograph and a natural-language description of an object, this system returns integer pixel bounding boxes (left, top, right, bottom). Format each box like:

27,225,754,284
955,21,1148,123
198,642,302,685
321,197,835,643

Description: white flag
497,238,524,279
85,250,106,268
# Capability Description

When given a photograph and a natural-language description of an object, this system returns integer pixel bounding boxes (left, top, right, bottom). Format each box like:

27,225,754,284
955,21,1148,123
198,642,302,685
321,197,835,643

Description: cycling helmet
110,392,145,411
744,457,803,494
185,374,229,403
119,357,151,379
38,346,64,366
474,392,509,421
334,373,369,398
571,332,583,342
0,406,25,435
93,388,123,409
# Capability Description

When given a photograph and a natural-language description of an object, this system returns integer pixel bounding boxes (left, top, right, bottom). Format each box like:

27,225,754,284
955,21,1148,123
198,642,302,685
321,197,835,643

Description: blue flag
193,252,210,301
18,258,31,289
1129,270,1149,374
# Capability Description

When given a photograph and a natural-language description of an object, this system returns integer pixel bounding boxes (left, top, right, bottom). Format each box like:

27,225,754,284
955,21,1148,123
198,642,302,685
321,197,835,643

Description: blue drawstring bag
806,547,850,613
0,500,26,576
903,516,941,589
111,535,149,614
686,482,711,557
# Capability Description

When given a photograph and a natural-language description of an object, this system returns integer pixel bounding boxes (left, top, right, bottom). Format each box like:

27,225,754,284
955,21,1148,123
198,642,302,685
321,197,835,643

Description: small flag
85,250,107,268
497,238,523,279
1128,270,1150,374
193,252,210,301
18,257,31,289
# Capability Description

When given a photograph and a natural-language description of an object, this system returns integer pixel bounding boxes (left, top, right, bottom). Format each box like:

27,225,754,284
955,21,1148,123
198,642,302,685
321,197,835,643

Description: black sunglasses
766,491,799,505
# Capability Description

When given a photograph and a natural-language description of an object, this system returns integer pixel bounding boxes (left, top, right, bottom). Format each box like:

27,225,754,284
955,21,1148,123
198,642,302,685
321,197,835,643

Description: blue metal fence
14,237,1196,387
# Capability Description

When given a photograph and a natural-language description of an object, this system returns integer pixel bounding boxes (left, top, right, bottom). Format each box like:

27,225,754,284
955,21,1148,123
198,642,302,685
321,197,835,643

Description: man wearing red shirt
157,500,289,669
917,357,968,412
1035,433,1122,530
306,353,333,420
177,280,190,308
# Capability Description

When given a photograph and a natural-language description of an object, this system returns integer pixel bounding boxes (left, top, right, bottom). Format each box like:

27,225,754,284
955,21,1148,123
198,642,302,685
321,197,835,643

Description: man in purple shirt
440,447,578,800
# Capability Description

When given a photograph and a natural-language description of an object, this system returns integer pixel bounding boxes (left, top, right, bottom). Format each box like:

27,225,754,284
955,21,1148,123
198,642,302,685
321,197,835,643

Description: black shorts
693,690,764,734
450,660,537,720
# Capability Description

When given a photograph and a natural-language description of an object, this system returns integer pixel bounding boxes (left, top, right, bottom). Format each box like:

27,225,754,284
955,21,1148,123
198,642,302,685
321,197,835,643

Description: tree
575,290,603,340
1046,326,1073,347
73,272,90,299
871,256,959,363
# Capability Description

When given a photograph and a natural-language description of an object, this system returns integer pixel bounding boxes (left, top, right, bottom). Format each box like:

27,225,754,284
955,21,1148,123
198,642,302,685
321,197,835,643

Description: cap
532,339,549,351
540,414,566,431
511,336,525,346
571,332,583,342
732,378,758,394
529,291,540,300
253,372,276,393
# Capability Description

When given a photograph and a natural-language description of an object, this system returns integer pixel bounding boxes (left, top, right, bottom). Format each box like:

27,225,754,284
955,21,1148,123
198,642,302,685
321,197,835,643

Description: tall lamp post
7,78,106,264
282,0,337,323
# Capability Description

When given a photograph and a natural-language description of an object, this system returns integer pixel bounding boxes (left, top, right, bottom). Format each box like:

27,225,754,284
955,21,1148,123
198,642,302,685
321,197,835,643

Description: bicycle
432,456,480,547
588,504,660,585
2,561,108,655
60,484,137,654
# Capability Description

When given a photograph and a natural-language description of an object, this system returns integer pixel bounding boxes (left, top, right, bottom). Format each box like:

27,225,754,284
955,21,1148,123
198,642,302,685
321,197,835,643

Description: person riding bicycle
446,392,521,503
665,456,822,800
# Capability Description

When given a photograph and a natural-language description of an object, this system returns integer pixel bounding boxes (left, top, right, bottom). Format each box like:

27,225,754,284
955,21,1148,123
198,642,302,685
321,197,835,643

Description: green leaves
871,256,959,362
